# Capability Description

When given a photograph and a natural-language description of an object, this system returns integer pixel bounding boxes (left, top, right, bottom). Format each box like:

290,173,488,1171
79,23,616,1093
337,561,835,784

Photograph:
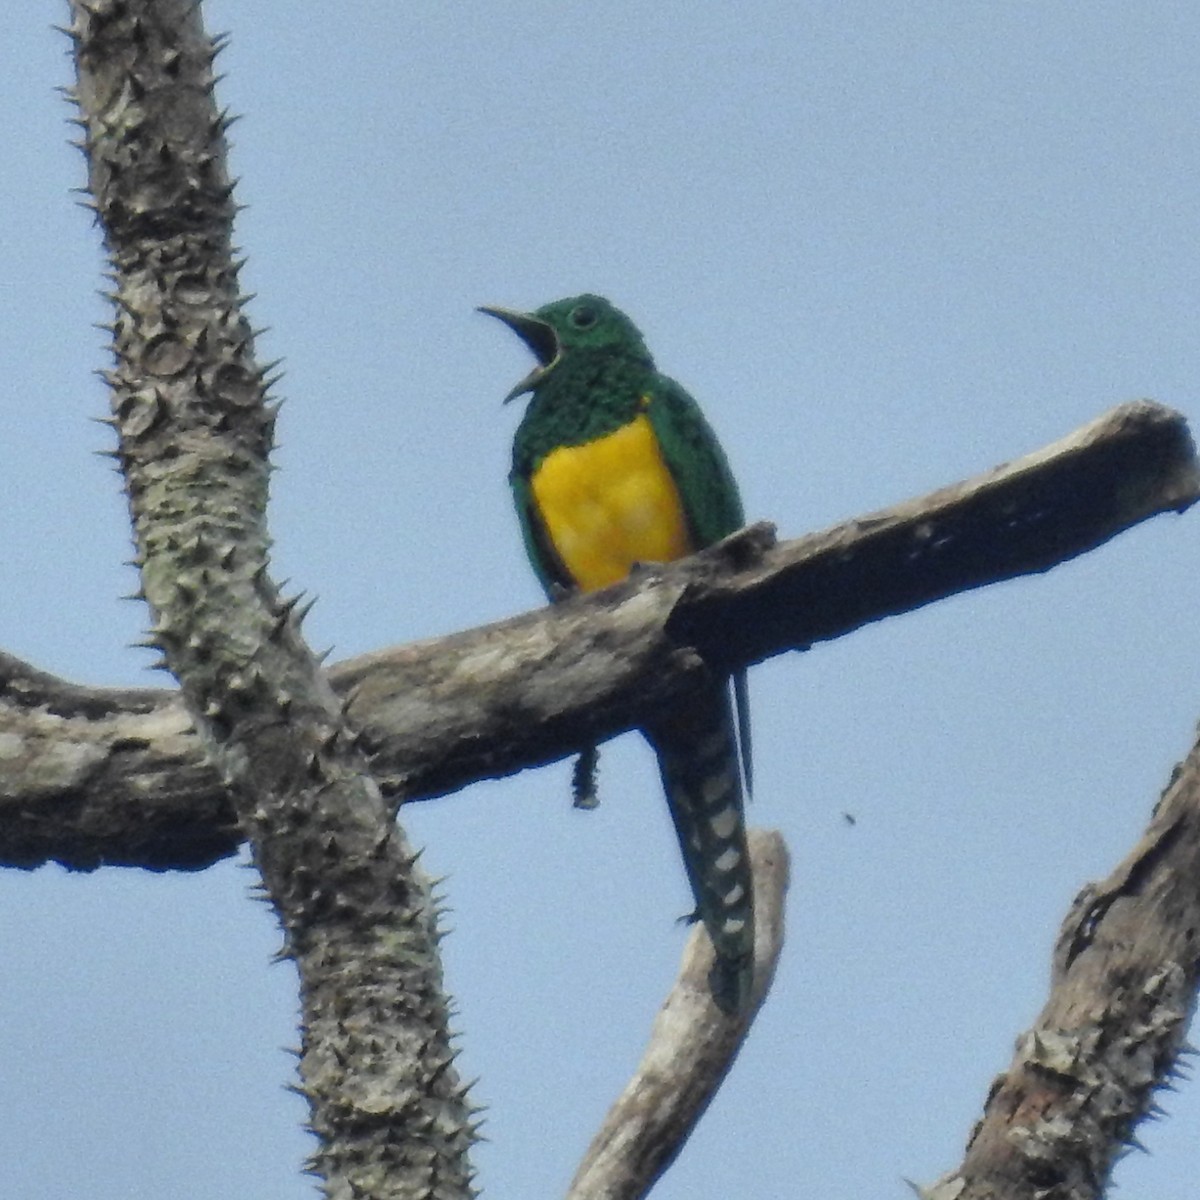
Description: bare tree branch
12,9,1200,1198
918,722,1200,1200
0,402,1193,873
567,830,790,1200
65,2,474,1196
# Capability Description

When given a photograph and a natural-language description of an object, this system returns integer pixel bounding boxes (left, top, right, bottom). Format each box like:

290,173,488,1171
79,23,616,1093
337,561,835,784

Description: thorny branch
66,2,474,1197
9,3,1198,1199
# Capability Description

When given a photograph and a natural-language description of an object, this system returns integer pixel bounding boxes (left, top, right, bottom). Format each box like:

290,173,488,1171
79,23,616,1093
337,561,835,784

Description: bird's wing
647,376,753,794
645,376,745,546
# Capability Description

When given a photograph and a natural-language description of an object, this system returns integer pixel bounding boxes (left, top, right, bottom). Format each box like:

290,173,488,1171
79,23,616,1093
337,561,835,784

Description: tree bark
11,4,1197,1199
921,727,1200,1200
65,2,475,1196
0,402,1193,874
567,830,790,1200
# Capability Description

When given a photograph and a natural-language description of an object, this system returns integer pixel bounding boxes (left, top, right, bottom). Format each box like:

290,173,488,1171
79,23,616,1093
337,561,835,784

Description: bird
479,293,755,1014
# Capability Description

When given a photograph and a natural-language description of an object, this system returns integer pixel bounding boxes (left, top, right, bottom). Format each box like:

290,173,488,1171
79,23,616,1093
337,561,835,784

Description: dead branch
567,830,790,1200
919,720,1200,1200
0,402,1193,873
11,3,1194,1200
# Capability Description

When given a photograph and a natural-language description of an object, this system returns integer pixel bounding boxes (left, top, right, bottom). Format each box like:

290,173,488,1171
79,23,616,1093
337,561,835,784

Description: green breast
511,352,654,480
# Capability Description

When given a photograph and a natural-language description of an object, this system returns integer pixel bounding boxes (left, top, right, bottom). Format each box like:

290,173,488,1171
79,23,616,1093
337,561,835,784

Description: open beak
477,306,561,403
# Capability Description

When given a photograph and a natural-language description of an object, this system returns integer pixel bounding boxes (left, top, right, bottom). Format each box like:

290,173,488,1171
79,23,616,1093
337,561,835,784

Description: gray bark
64,2,476,1196
0,402,1191,874
7,3,1195,1198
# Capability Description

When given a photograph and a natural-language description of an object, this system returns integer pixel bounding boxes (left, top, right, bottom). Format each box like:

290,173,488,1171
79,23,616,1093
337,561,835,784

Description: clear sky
2,4,1198,1198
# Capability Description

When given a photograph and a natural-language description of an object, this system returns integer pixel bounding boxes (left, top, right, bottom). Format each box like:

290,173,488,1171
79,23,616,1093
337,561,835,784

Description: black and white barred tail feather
647,681,754,1014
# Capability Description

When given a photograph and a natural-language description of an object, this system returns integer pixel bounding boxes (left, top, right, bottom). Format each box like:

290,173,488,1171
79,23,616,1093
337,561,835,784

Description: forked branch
13,2,1200,1198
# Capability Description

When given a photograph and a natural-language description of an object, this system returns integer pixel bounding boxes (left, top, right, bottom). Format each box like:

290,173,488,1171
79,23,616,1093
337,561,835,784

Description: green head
478,294,653,403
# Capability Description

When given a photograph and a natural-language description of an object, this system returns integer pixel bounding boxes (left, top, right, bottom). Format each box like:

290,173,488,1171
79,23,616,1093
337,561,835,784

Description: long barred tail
647,681,754,1014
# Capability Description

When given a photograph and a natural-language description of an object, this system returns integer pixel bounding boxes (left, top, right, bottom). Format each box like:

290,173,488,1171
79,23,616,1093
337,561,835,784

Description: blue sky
2,4,1198,1197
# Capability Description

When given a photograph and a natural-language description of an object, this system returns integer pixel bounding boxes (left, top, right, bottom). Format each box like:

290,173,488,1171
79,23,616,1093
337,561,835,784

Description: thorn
278,590,305,615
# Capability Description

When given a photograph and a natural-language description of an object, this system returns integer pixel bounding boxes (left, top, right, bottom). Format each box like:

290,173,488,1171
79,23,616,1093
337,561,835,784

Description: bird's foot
571,744,600,809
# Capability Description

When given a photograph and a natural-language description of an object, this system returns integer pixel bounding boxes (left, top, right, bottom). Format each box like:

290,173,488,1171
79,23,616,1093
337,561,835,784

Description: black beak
477,306,561,402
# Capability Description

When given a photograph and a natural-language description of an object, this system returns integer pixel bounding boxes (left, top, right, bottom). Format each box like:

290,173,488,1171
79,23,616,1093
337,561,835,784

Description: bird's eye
569,304,597,329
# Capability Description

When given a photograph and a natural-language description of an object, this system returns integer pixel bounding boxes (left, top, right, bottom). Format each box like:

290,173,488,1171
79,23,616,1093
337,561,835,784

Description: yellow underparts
531,411,693,593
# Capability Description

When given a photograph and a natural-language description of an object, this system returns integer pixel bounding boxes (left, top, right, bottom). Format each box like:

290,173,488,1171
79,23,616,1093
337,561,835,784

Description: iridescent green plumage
482,294,755,1013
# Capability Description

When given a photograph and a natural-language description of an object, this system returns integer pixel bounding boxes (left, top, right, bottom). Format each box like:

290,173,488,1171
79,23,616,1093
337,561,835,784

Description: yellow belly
531,412,693,593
